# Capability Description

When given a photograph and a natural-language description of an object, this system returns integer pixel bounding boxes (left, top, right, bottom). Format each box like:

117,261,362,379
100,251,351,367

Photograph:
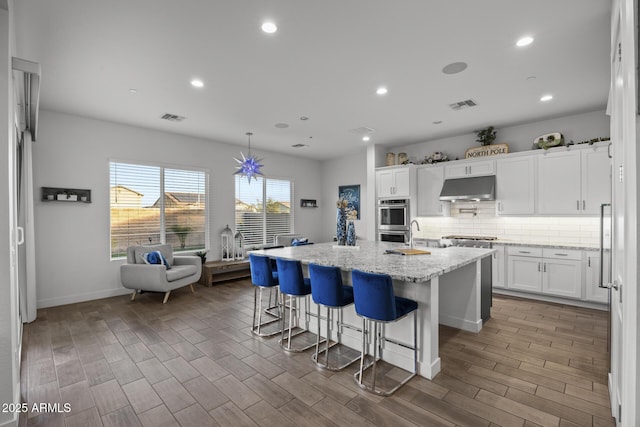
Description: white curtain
18,130,36,322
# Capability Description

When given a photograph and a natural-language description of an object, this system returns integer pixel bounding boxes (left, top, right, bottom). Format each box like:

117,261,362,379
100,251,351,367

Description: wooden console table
199,259,251,286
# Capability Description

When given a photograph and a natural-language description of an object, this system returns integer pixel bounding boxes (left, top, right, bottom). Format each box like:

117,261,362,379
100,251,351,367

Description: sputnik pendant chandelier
234,132,264,183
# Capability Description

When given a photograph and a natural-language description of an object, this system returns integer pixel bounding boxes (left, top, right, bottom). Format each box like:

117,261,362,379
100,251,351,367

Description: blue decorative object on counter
336,206,347,245
346,221,356,246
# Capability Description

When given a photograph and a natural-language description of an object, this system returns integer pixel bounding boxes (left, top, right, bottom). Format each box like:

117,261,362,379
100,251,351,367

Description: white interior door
608,5,624,424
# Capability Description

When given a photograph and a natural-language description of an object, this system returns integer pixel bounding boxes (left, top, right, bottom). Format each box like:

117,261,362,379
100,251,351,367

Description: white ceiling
13,1,611,160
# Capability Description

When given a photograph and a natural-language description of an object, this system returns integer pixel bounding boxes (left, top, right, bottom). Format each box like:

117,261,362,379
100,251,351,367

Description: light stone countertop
412,238,598,251
250,241,494,283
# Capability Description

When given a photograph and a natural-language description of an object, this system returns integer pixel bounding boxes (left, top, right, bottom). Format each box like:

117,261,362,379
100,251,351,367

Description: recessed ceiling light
300,116,309,121
376,87,388,95
540,94,553,102
442,62,468,75
432,121,443,125
362,136,371,142
128,88,137,94
261,21,277,34
190,79,204,88
516,36,534,47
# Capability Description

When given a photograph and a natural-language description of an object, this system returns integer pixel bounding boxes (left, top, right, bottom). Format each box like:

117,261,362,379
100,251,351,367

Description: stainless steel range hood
439,175,495,201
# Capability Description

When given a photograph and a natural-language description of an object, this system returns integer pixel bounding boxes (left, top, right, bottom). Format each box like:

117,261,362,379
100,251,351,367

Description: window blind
110,161,208,258
235,176,292,246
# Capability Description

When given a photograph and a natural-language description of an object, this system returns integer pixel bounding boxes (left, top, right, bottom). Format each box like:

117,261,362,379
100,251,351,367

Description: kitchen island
251,240,494,379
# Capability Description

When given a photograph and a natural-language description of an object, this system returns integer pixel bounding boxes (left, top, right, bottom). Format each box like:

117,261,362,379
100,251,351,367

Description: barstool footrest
312,343,360,371
280,329,323,352
354,358,416,397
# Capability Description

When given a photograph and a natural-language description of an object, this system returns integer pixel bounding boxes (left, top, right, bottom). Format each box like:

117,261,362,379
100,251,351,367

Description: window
235,176,292,246
110,161,208,258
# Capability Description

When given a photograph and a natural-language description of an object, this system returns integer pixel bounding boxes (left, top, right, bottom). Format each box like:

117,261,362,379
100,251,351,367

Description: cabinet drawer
507,246,542,257
542,248,582,260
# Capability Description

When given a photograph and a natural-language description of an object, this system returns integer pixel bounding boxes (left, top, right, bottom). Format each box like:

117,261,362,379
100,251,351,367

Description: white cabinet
416,165,450,216
377,167,412,198
537,145,611,215
584,250,609,303
506,246,585,300
444,159,495,179
492,245,506,289
537,151,582,214
581,146,611,214
541,248,583,299
507,247,543,293
496,156,535,215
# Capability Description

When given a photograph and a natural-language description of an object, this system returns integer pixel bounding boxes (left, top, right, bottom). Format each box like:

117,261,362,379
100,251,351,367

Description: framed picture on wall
338,184,360,219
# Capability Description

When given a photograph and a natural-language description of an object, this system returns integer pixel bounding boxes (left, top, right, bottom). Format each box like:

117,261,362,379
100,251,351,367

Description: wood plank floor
19,279,616,426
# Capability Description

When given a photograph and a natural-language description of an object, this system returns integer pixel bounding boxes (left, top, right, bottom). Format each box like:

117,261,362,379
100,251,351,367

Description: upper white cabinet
444,159,495,179
496,156,535,215
416,165,450,216
581,146,611,214
377,166,413,198
537,145,611,215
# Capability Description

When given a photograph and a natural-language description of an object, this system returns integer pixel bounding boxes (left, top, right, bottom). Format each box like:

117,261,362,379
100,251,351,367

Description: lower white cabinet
507,247,543,293
505,247,583,300
491,245,506,289
541,248,583,299
584,250,609,303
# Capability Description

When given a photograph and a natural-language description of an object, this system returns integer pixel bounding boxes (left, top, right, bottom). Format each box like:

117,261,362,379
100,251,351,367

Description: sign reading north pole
464,143,509,159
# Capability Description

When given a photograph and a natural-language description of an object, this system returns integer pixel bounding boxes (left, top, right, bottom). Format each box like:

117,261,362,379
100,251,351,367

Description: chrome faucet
409,219,420,249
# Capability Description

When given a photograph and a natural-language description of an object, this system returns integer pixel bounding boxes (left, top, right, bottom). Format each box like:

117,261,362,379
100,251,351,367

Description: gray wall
320,151,369,243
32,110,324,308
382,109,609,165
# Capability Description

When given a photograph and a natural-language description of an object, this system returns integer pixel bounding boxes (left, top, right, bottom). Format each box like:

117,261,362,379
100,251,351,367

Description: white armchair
120,244,202,303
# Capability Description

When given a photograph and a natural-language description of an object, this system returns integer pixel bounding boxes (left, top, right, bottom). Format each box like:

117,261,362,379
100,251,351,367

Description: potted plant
476,126,496,146
195,250,207,264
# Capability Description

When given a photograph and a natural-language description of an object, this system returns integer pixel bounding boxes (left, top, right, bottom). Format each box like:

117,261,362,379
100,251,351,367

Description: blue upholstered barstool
351,269,418,396
276,258,322,352
308,263,361,370
249,254,281,337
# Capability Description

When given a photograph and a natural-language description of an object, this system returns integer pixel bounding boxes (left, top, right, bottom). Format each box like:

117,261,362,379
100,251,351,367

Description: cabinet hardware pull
543,263,546,272
588,257,591,267
538,262,541,272
583,200,586,210
519,251,531,254
576,200,580,210
555,253,568,256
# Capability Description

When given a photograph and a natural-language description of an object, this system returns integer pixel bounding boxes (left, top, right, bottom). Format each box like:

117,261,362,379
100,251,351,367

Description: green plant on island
476,126,496,146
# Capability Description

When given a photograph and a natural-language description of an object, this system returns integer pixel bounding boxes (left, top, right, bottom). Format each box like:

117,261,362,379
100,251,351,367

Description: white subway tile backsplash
415,210,599,248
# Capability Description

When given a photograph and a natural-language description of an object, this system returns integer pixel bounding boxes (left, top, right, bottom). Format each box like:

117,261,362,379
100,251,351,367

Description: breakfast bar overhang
251,241,495,379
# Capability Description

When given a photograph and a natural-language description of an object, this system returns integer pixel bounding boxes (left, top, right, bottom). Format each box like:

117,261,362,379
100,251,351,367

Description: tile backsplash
413,201,600,248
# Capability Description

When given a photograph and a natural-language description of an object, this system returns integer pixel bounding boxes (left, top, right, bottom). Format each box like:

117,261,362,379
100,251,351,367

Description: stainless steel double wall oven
377,199,410,243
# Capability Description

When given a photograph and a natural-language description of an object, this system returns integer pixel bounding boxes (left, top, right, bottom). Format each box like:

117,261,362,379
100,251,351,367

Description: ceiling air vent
349,126,376,134
448,99,477,111
160,113,186,122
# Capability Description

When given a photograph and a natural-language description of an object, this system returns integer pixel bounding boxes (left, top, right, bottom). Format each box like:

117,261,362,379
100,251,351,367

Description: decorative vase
346,221,356,246
336,207,347,245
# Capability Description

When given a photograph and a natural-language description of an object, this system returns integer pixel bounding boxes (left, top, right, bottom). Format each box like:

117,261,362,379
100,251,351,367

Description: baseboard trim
493,289,609,311
36,288,131,309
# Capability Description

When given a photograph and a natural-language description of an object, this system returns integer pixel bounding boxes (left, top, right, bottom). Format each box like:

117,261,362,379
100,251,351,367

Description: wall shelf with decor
42,187,92,203
300,199,318,208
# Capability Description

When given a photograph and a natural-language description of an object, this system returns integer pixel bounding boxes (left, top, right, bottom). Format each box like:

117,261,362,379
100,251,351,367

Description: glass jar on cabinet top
221,225,234,261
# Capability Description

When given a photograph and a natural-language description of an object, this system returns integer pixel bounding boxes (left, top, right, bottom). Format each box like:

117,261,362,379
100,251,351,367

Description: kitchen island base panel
301,261,481,380
250,242,490,380
438,260,483,333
